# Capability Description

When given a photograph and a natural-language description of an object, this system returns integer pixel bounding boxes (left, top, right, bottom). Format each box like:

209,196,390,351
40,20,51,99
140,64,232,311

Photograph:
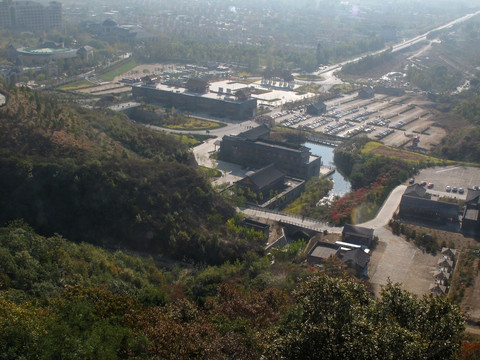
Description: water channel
305,142,351,196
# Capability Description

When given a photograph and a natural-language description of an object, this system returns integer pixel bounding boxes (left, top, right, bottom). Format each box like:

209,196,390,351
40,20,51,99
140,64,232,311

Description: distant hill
0,86,253,264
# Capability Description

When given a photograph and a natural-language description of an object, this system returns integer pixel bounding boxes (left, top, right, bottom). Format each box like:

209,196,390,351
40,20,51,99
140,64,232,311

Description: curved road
242,184,428,296
242,184,407,233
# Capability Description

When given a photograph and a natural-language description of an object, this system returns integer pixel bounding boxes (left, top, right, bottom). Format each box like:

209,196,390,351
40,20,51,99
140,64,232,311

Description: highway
314,9,480,89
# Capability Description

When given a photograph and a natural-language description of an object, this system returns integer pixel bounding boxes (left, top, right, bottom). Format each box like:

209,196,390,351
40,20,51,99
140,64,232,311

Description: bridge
108,102,141,113
241,206,343,235
305,134,342,147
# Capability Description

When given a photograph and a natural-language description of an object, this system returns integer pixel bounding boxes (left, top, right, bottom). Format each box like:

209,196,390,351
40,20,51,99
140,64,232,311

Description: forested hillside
0,222,467,359
0,86,260,264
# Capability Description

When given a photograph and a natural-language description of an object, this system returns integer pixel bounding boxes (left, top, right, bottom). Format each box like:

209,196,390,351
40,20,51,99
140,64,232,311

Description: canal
305,142,351,196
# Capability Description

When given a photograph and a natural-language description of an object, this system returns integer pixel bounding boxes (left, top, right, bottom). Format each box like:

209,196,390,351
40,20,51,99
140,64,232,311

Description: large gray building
0,0,62,31
219,125,321,180
132,78,257,120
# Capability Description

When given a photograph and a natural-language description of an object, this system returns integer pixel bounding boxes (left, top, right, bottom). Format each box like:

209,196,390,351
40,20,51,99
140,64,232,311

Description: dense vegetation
283,177,333,218
331,137,419,224
0,222,467,359
0,86,266,265
341,50,394,76
407,64,463,94
432,87,480,162
135,33,386,72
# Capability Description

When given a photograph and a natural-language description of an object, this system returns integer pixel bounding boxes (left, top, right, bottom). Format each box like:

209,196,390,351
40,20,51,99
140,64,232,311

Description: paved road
358,185,407,228
312,9,480,86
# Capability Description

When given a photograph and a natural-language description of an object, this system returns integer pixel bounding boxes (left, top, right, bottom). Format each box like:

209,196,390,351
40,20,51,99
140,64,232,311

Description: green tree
264,275,464,360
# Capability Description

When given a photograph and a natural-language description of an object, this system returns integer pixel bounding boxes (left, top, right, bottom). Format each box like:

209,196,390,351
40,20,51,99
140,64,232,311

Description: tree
264,275,464,360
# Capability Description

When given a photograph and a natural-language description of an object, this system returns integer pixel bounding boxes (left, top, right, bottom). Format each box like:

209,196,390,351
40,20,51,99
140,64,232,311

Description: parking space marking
435,166,460,173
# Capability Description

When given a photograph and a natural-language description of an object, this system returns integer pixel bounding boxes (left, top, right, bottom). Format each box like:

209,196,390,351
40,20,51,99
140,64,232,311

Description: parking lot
415,166,480,200
276,92,446,151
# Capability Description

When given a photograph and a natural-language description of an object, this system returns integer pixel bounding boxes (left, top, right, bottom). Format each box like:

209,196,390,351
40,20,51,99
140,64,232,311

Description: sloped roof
433,270,450,281
308,241,340,260
466,189,480,204
441,247,456,258
437,258,453,268
243,164,284,190
103,19,117,27
430,283,446,294
404,184,426,198
237,124,270,141
342,224,374,239
400,196,459,217
341,249,370,268
464,208,479,221
307,101,327,113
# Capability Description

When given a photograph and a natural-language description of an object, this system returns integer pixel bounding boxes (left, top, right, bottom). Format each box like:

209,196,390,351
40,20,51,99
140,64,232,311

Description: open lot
416,166,480,200
368,225,441,297
277,91,445,151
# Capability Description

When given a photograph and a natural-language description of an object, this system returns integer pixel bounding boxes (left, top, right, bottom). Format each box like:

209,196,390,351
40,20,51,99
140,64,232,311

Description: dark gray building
342,224,374,247
132,80,257,120
462,189,480,235
219,125,321,180
398,184,459,226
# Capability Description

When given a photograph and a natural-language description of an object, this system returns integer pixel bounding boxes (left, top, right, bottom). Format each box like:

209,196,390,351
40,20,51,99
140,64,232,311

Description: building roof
342,224,374,239
103,19,117,27
237,124,270,141
341,248,370,269
433,270,451,281
240,164,284,191
466,189,480,204
241,218,270,231
437,258,453,268
430,283,446,294
358,86,375,98
306,101,327,114
404,184,426,198
400,196,459,217
185,77,209,92
441,247,456,259
464,208,480,222
308,242,340,261
235,88,251,100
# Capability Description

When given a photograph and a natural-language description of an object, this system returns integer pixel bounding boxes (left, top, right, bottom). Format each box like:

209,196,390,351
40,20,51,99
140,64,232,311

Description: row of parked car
409,178,475,194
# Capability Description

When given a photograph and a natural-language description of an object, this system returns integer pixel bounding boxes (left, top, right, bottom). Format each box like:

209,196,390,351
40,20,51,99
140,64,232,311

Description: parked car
474,185,479,190
409,178,415,184
427,183,434,189
452,187,458,193
459,187,464,194
420,181,427,186
446,185,451,192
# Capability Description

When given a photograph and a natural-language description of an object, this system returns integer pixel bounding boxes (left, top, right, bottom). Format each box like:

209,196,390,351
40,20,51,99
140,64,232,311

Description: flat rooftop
17,47,77,55
146,83,252,103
